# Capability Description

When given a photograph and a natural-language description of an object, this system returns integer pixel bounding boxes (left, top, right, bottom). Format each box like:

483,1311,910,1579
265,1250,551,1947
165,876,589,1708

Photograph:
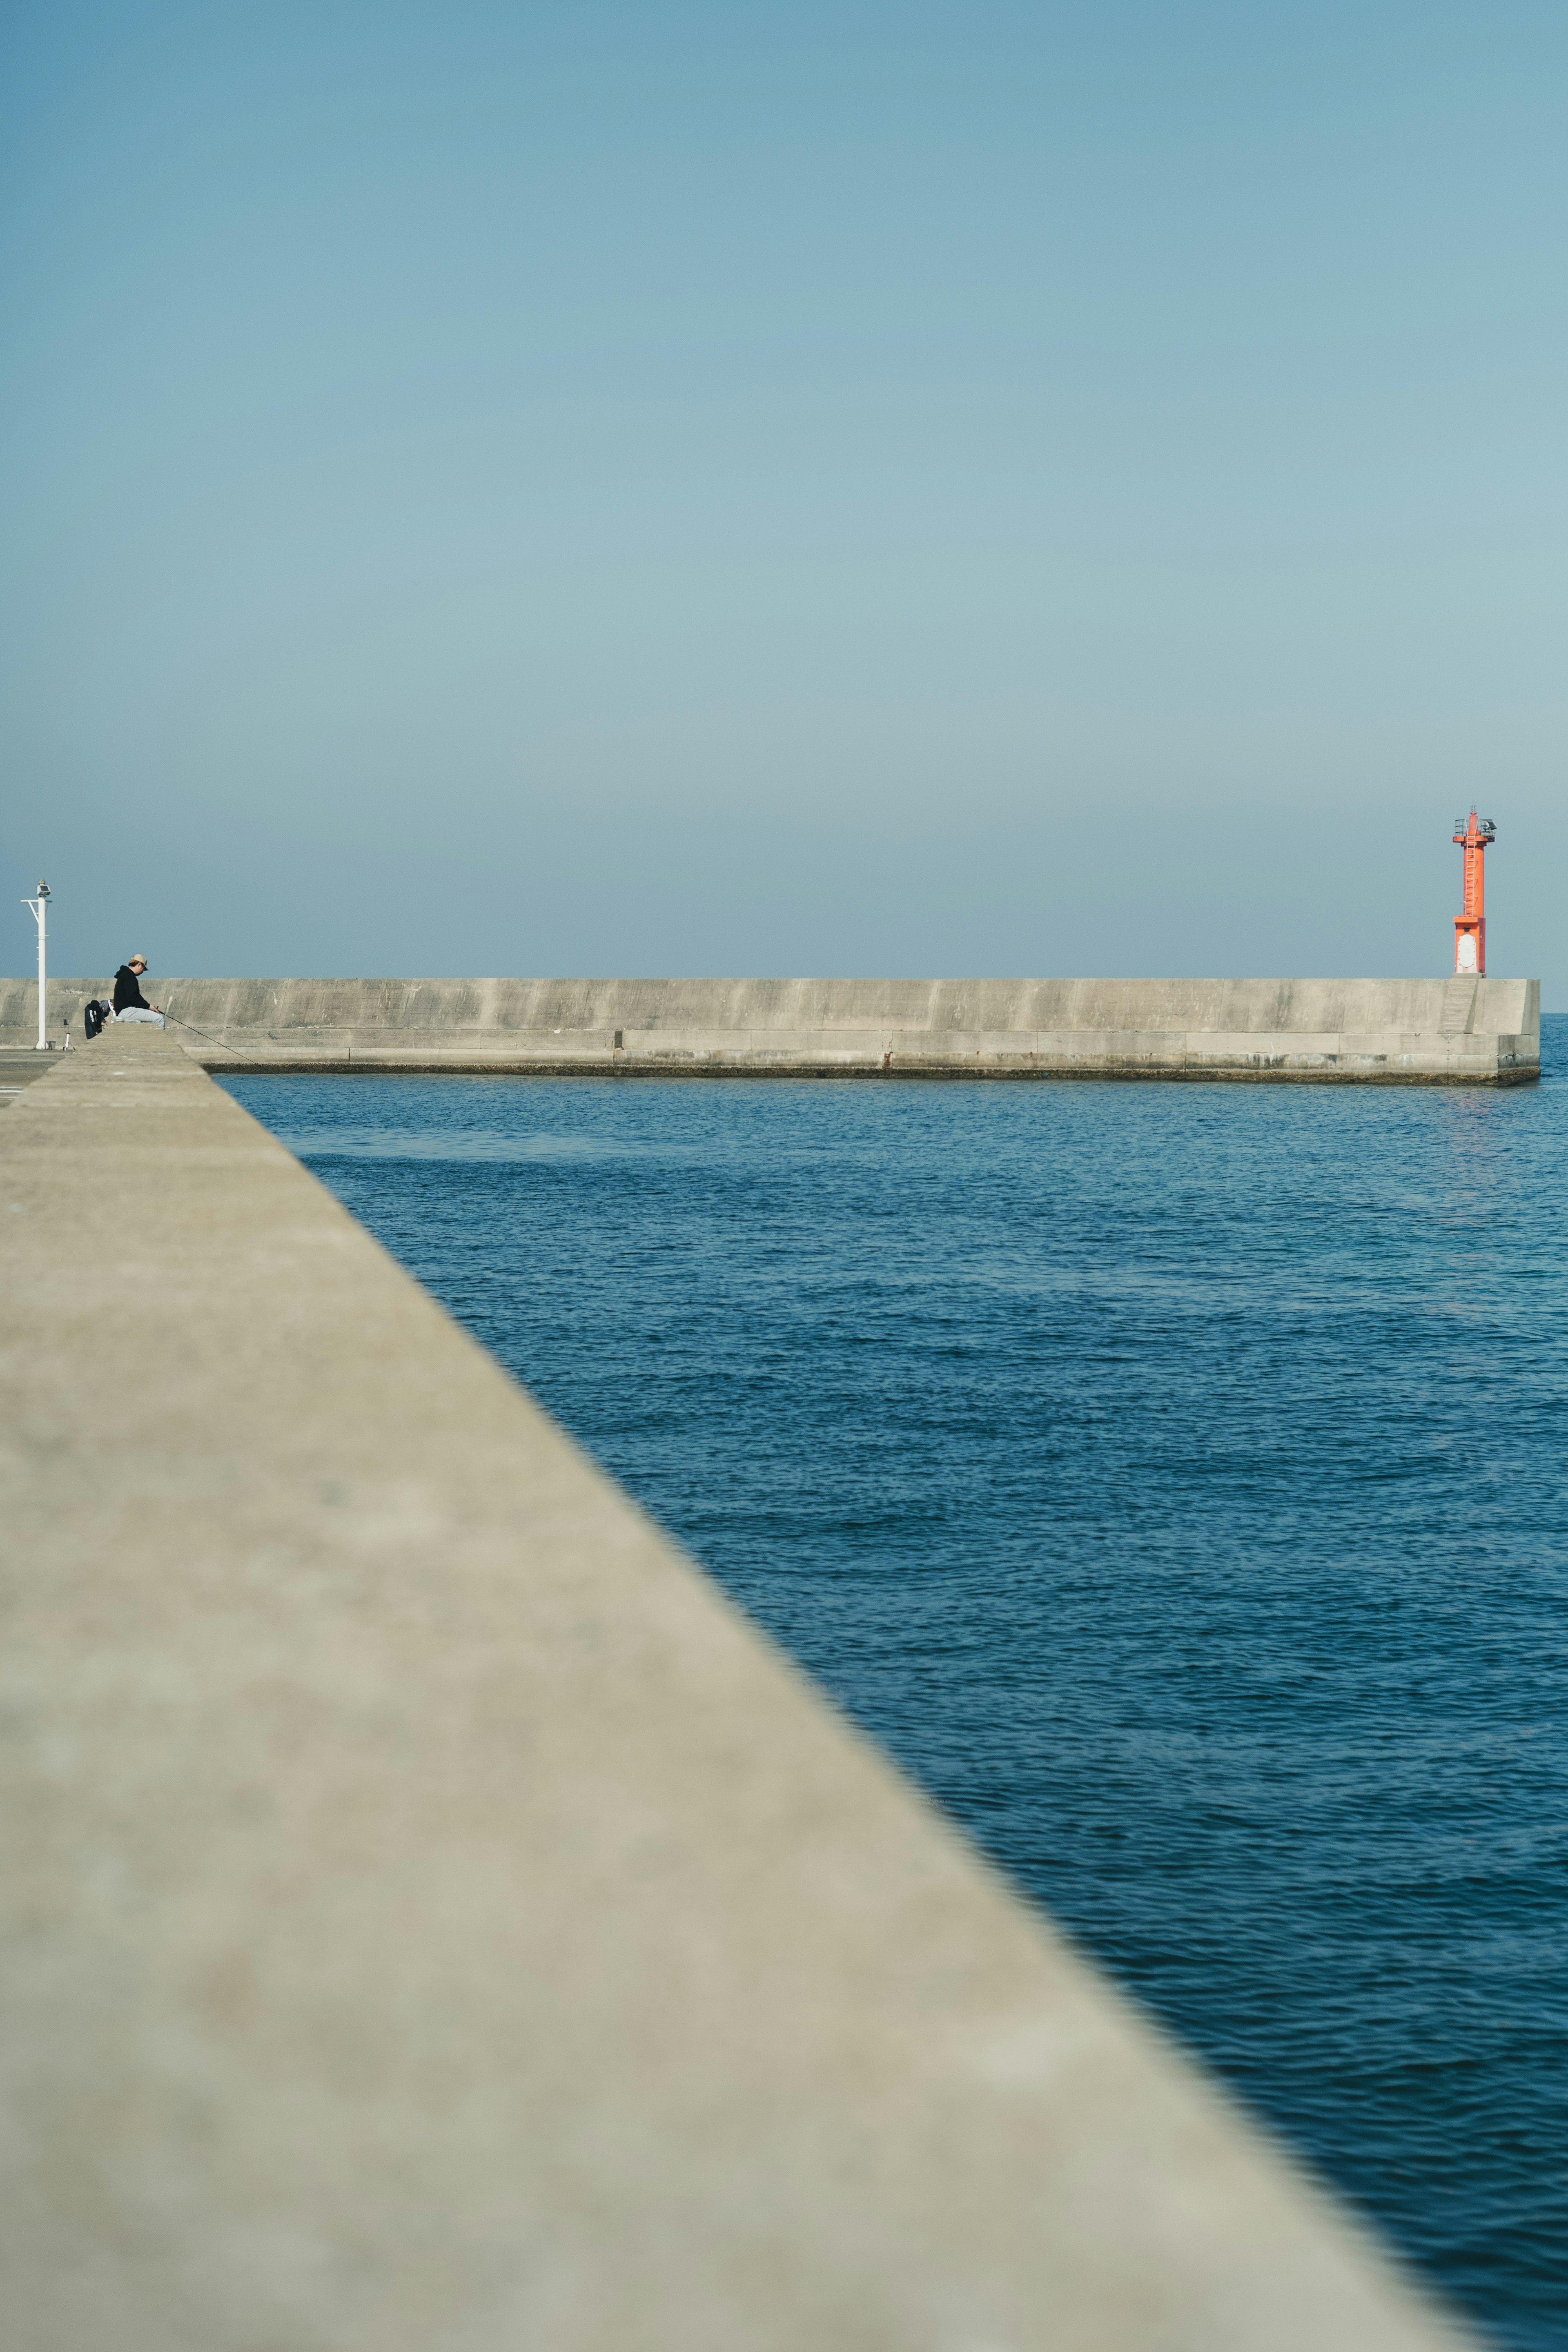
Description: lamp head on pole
35,881,50,899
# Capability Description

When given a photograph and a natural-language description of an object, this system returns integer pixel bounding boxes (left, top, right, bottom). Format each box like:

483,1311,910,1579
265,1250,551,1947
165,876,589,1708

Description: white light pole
23,881,51,1050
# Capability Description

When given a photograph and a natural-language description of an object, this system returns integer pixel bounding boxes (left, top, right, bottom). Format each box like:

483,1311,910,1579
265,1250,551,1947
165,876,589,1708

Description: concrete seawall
0,1024,1470,2349
0,974,1542,1081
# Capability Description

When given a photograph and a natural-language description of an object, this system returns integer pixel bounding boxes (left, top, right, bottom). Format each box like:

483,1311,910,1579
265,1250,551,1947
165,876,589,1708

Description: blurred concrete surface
0,1047,65,1102
0,1025,1473,2350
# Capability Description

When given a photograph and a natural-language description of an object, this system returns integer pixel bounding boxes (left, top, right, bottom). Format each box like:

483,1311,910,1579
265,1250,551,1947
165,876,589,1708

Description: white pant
115,1008,165,1029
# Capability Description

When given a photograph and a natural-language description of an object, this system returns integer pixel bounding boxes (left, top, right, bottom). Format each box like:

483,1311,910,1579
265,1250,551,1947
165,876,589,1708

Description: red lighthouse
1451,806,1496,976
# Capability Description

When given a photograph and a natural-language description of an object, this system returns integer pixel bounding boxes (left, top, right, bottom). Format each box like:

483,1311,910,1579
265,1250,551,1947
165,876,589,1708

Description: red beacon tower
1451,806,1496,976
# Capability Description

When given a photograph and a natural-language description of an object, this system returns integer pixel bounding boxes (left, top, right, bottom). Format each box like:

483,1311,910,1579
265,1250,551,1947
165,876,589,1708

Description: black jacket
113,965,149,1011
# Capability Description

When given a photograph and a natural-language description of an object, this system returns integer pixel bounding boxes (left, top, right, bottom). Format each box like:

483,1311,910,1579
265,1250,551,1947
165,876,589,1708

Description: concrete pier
0,975,1541,1082
0,1025,1471,2349
0,1048,58,1106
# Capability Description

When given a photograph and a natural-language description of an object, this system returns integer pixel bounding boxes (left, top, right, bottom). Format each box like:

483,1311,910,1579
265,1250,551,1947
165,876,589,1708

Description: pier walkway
0,1025,1470,2349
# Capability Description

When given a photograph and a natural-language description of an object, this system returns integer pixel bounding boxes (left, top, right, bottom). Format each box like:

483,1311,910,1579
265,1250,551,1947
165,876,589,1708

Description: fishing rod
162,1011,263,1059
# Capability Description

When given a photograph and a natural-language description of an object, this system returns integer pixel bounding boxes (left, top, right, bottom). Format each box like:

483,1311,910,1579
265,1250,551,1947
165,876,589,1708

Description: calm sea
225,1023,1568,2351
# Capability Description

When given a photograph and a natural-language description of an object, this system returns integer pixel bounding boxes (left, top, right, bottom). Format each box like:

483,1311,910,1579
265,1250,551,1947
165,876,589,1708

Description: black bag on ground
83,999,111,1040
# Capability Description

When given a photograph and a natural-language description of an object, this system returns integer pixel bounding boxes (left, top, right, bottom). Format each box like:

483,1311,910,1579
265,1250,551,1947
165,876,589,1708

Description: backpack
83,999,112,1040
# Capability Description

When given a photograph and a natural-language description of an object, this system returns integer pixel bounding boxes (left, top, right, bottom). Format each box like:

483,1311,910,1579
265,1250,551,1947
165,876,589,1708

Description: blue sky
2,1,1563,988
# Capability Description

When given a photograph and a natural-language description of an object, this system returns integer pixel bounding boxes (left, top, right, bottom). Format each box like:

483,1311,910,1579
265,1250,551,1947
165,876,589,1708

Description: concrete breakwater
0,973,1542,1080
0,1022,1467,2349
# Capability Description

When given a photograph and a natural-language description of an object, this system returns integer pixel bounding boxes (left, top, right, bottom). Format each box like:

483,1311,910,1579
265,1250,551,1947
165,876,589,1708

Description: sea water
225,1025,1568,2350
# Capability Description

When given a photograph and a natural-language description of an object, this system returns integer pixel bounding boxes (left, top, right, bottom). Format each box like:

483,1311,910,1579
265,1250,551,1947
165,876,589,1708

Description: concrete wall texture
0,1024,1471,2350
0,974,1542,1080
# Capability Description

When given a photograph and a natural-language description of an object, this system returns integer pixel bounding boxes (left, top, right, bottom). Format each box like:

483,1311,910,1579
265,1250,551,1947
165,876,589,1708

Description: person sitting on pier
112,954,165,1029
